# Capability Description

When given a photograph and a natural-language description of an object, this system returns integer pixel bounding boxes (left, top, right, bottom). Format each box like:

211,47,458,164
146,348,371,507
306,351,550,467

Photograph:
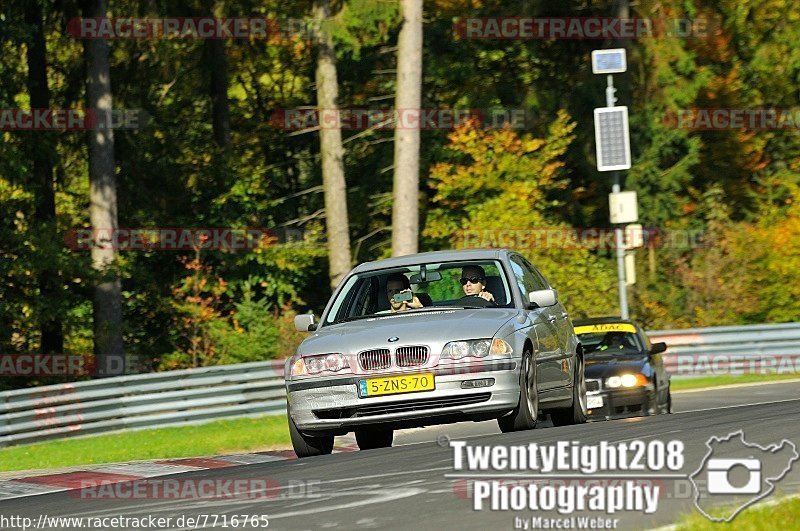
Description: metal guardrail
0,361,286,448
1,323,798,448
648,322,800,377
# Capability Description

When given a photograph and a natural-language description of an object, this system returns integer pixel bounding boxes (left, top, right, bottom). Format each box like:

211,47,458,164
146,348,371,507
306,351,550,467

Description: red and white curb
0,444,359,502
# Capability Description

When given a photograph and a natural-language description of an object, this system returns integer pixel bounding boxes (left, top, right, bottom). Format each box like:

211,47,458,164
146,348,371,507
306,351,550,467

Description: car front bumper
586,385,655,420
286,360,519,432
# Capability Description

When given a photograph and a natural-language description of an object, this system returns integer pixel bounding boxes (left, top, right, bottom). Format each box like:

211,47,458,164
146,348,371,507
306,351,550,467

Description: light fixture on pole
592,47,633,319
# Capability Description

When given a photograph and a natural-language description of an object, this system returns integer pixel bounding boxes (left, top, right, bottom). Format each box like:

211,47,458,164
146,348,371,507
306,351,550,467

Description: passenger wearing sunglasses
460,265,495,304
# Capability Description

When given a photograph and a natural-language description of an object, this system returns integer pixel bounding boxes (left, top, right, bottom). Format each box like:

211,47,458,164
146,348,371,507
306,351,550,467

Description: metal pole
606,75,629,319
612,177,629,319
606,75,615,107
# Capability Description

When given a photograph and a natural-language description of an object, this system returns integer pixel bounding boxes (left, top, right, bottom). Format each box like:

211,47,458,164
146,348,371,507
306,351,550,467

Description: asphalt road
2,381,799,531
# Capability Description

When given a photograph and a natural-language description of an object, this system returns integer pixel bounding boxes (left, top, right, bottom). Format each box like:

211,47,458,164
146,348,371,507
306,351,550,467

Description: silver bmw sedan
285,248,587,457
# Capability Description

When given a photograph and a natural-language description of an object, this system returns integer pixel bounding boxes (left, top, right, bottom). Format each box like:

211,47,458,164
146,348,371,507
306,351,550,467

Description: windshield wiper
338,314,380,323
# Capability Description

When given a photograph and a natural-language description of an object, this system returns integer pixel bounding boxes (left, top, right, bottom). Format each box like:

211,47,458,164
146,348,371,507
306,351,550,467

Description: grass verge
671,373,800,392
0,414,291,473
676,495,800,530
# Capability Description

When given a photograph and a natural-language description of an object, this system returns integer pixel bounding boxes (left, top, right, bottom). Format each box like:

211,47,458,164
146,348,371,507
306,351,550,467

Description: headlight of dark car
605,373,648,388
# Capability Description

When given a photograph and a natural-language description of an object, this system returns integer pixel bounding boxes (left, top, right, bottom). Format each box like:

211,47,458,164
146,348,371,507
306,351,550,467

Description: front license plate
587,395,604,409
358,373,435,398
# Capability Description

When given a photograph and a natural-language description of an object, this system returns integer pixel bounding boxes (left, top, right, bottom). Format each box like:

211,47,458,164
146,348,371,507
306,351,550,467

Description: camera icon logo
690,430,798,523
706,458,761,495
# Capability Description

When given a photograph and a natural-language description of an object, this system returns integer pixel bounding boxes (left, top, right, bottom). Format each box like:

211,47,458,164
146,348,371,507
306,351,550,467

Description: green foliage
328,0,400,59
424,114,617,318
3,0,800,391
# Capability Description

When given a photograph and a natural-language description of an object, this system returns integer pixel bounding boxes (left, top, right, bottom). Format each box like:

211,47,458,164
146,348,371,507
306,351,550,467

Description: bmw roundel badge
388,336,399,342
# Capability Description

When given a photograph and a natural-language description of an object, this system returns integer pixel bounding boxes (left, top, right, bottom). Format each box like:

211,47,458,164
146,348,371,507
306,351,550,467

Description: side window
356,277,379,315
639,328,651,350
339,276,377,320
326,275,359,323
510,255,541,297
508,260,529,301
521,257,549,290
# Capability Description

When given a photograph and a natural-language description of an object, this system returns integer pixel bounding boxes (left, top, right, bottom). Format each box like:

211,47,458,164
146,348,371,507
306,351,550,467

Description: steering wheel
458,295,495,307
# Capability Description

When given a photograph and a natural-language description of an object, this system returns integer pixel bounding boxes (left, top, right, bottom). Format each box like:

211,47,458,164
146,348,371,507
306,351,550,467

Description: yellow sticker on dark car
574,323,636,335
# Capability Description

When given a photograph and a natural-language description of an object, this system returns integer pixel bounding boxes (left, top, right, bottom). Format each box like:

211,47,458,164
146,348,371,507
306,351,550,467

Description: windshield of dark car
323,260,513,325
578,331,644,356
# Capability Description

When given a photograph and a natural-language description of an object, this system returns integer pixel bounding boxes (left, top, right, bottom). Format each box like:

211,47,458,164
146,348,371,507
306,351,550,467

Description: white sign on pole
609,191,638,224
591,49,627,74
625,252,636,286
624,223,644,249
594,106,632,171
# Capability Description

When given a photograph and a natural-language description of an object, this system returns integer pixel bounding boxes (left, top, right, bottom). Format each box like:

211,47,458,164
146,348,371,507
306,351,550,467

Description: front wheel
665,388,673,414
355,426,393,450
288,407,334,458
550,354,588,426
498,350,538,433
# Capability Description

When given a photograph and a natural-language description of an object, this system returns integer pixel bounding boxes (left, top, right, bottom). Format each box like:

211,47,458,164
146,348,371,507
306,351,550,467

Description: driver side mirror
294,313,318,332
528,289,557,308
650,342,667,355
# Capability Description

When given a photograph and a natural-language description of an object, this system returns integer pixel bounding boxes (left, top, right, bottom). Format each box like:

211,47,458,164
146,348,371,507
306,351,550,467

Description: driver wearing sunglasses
460,265,495,303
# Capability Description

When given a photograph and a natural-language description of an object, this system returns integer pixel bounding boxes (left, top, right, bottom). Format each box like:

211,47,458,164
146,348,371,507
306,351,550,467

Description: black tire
355,426,394,450
666,388,673,414
498,350,538,433
550,354,588,426
288,408,334,458
646,387,657,416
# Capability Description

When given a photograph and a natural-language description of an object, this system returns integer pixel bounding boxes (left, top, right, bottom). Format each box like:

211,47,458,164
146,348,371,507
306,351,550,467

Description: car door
640,327,668,404
521,257,573,388
509,255,563,391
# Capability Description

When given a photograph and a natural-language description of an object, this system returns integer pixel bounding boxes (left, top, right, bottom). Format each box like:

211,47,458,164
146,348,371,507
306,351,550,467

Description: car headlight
291,353,349,376
606,373,648,388
441,338,512,360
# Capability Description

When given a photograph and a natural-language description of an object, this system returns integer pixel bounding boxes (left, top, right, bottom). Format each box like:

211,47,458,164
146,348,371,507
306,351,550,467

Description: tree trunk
391,0,423,257
206,1,230,147
312,0,351,289
83,0,124,376
24,1,63,354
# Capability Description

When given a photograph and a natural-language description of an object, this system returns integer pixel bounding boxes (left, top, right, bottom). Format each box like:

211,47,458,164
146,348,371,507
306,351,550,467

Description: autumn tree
83,0,123,375
424,114,617,318
312,0,352,289
391,0,423,256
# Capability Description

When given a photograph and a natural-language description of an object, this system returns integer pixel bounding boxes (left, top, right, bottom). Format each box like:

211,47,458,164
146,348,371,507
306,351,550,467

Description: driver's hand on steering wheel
477,290,494,302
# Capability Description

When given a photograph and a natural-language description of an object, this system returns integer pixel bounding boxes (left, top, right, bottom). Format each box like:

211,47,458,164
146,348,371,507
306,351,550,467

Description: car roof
352,248,511,274
572,316,639,327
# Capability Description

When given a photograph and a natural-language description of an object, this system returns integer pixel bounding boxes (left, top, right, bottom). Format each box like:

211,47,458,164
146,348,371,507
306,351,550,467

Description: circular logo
388,336,399,342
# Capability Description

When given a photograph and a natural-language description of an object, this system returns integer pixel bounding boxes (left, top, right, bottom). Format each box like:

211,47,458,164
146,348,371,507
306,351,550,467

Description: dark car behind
573,317,671,420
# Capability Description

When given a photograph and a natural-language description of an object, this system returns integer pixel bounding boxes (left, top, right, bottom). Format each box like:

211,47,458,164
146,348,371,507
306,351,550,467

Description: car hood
585,353,649,379
297,308,521,356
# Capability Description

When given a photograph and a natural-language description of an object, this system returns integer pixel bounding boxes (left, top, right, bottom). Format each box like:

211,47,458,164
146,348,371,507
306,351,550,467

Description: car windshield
578,330,644,356
323,260,513,325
